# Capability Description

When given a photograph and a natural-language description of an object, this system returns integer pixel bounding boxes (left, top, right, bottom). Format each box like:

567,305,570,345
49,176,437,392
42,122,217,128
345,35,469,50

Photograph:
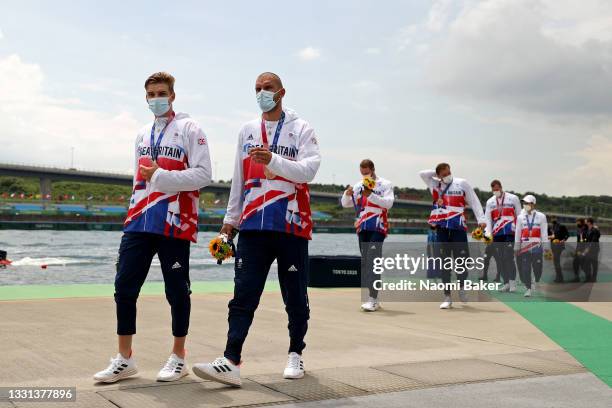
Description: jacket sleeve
515,215,523,250
223,131,245,228
341,187,354,208
513,195,522,222
133,134,142,179
463,181,486,224
540,214,550,249
150,121,212,192
367,181,395,209
484,199,493,237
341,182,361,208
266,125,321,183
418,170,436,192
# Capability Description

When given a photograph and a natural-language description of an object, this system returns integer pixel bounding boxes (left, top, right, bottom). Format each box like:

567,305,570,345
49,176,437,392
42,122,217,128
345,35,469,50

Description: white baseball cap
522,194,536,205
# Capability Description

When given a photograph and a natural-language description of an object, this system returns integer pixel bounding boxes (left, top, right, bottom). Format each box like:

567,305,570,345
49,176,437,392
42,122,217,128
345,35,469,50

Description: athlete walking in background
515,195,549,297
341,159,394,312
94,72,212,383
419,163,486,309
193,72,321,386
484,180,521,293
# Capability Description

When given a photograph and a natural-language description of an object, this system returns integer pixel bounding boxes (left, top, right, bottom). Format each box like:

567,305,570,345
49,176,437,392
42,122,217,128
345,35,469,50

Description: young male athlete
93,72,212,383
419,164,485,309
484,180,521,292
193,72,321,386
341,159,394,312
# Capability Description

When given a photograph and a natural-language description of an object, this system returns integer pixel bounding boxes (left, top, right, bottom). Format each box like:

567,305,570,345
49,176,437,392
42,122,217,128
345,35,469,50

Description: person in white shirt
419,163,486,309
515,195,549,297
341,159,394,312
484,180,522,292
94,71,212,384
193,72,321,387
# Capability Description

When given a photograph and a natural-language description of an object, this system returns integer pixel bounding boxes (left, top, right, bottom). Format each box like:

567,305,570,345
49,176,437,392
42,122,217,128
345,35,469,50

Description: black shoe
480,276,488,281
571,277,581,283
554,277,564,283
493,277,501,283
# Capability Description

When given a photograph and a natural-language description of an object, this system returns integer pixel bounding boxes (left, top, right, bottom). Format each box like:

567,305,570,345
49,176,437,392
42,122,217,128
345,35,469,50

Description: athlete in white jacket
341,159,394,312
483,180,522,292
514,194,549,297
94,72,212,384
419,163,485,309
194,72,321,387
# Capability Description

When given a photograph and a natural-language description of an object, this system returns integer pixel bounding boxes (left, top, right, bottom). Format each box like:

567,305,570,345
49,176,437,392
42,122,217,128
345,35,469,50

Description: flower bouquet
209,233,235,265
362,176,376,191
471,227,484,241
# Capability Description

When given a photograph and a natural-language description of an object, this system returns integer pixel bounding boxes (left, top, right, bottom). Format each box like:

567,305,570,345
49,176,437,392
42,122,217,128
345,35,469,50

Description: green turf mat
0,280,280,300
507,302,612,387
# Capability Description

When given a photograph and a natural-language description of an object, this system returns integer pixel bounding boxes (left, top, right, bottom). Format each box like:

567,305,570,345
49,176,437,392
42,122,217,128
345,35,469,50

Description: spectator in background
572,218,588,282
583,217,601,282
548,216,569,283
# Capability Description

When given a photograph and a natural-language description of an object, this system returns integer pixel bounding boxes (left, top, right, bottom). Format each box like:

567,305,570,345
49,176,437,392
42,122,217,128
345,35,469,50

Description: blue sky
2,0,612,196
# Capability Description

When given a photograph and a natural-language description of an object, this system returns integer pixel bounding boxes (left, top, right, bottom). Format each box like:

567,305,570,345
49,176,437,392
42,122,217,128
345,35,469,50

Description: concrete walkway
0,288,607,407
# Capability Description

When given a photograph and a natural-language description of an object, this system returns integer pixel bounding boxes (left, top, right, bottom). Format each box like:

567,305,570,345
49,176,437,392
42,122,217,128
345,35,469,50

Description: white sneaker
524,289,532,297
439,296,452,309
499,283,510,292
93,353,138,383
283,352,305,379
157,353,189,382
361,297,380,312
193,357,241,387
509,280,517,292
458,289,468,304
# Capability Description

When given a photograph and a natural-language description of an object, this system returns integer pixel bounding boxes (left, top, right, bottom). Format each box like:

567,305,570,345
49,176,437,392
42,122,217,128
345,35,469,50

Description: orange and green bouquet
209,234,235,265
471,227,484,241
362,176,376,191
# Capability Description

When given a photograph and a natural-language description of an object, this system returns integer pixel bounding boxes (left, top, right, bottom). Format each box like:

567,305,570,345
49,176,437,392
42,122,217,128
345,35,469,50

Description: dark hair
144,72,175,92
576,218,585,224
490,179,502,188
360,159,375,170
435,162,450,175
586,217,595,224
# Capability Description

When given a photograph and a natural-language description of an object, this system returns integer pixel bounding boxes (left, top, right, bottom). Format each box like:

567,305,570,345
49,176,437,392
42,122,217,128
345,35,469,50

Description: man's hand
220,223,236,239
249,147,272,165
478,222,486,230
139,161,159,182
345,185,354,196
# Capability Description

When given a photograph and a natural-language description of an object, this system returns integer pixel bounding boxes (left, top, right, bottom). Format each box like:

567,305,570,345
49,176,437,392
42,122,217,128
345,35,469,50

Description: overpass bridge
0,163,432,209
0,163,601,222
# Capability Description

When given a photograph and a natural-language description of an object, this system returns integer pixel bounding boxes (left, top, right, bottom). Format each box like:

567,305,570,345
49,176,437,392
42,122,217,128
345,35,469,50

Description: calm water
0,231,426,285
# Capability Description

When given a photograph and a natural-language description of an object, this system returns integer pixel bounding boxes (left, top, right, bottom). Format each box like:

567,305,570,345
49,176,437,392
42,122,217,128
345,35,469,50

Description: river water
0,231,426,285
1,231,609,286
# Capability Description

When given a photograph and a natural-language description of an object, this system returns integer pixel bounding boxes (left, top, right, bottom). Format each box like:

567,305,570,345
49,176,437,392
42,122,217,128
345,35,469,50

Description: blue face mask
148,97,171,116
256,90,280,112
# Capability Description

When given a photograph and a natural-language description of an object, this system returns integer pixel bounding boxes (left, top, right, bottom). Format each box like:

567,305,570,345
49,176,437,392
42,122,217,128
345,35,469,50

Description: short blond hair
144,72,175,92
